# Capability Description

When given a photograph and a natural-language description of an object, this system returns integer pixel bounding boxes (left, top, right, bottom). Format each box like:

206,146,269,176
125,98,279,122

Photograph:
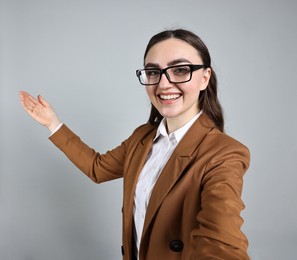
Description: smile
159,94,182,100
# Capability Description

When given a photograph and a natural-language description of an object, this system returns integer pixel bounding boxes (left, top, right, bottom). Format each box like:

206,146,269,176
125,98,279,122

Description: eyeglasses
136,64,207,86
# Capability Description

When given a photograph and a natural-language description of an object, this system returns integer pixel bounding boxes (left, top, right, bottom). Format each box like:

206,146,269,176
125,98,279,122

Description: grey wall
1,0,296,259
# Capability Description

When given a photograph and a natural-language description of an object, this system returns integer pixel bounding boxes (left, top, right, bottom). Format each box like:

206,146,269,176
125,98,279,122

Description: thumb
38,95,50,107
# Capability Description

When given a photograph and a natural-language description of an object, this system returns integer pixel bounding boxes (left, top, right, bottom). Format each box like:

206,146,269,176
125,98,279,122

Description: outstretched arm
19,91,61,132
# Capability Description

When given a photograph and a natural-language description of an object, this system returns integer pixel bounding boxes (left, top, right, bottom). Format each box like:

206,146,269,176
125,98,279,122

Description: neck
165,112,199,134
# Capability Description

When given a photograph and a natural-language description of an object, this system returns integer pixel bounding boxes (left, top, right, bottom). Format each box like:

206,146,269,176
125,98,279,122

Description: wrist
48,119,62,133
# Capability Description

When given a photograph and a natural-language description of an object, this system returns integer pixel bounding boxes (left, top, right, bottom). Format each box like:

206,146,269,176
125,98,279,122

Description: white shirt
133,111,202,258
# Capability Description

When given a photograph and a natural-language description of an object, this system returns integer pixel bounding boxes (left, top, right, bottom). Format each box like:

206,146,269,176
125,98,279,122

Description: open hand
19,91,61,132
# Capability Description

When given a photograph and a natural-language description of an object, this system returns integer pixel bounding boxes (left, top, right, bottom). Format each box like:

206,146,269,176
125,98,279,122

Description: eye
146,69,161,77
173,66,191,75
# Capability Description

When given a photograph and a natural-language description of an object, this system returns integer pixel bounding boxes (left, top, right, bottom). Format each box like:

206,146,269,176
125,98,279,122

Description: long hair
143,29,224,132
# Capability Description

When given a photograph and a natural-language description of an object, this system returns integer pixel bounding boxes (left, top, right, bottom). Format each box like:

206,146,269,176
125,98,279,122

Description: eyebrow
145,58,192,68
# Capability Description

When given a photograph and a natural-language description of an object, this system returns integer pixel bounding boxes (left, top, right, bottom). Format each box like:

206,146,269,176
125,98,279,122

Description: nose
158,72,172,89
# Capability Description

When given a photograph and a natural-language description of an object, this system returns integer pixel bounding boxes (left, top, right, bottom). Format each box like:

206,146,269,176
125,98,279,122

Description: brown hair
144,29,224,132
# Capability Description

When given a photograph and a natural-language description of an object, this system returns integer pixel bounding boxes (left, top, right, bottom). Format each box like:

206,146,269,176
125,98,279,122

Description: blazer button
169,240,184,252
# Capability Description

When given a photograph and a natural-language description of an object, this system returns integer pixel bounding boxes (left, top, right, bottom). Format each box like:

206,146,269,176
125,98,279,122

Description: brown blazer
49,114,250,260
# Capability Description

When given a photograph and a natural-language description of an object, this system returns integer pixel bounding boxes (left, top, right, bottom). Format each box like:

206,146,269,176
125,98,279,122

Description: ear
200,67,211,91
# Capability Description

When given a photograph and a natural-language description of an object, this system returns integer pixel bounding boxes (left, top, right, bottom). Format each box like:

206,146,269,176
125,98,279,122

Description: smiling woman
142,30,224,134
19,28,250,260
141,38,211,133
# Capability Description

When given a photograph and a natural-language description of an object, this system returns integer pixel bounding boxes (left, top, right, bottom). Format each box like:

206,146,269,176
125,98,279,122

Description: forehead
145,38,202,65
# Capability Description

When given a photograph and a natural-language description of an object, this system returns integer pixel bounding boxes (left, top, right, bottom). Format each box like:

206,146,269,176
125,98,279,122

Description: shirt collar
153,110,203,143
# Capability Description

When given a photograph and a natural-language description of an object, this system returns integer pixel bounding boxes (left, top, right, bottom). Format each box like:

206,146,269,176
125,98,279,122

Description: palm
19,91,61,131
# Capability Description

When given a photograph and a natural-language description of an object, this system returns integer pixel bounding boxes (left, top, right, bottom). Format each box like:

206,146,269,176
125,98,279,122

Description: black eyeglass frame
136,64,208,86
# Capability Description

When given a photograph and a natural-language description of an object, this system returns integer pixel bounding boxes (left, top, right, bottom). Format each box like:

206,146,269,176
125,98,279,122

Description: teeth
160,94,181,100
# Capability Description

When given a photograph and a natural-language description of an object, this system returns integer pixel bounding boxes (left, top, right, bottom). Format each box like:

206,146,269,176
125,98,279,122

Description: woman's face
144,38,211,130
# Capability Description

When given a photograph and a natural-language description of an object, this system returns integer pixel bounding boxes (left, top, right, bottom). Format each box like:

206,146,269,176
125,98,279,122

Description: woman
19,29,250,260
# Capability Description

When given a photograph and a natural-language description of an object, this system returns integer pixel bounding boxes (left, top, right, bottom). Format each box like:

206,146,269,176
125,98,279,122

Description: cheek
182,81,201,97
190,73,204,87
145,86,156,101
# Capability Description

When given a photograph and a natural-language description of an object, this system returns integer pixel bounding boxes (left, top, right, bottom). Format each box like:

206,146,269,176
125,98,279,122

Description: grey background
1,0,296,259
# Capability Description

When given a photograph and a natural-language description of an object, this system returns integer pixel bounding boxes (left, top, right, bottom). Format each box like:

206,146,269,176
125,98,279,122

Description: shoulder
131,123,157,136
188,113,250,160
198,114,249,153
202,128,251,171
208,128,249,153
189,114,250,170
124,123,157,146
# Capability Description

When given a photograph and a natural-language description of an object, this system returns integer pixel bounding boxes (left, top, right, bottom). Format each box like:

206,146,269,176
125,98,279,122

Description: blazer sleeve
190,136,250,259
49,124,128,183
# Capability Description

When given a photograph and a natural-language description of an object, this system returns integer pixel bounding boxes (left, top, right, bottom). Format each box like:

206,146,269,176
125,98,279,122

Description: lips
159,94,182,100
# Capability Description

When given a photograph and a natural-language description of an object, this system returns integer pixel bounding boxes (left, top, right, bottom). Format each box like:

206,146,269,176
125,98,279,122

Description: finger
19,91,36,101
19,91,38,106
38,95,50,108
26,93,38,105
21,96,36,111
19,91,39,112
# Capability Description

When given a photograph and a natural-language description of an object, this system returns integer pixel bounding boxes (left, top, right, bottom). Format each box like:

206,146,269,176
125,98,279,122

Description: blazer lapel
122,126,157,255
140,114,215,243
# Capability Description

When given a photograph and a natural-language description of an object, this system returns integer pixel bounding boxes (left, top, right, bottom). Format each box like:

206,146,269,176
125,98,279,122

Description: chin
159,112,180,119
